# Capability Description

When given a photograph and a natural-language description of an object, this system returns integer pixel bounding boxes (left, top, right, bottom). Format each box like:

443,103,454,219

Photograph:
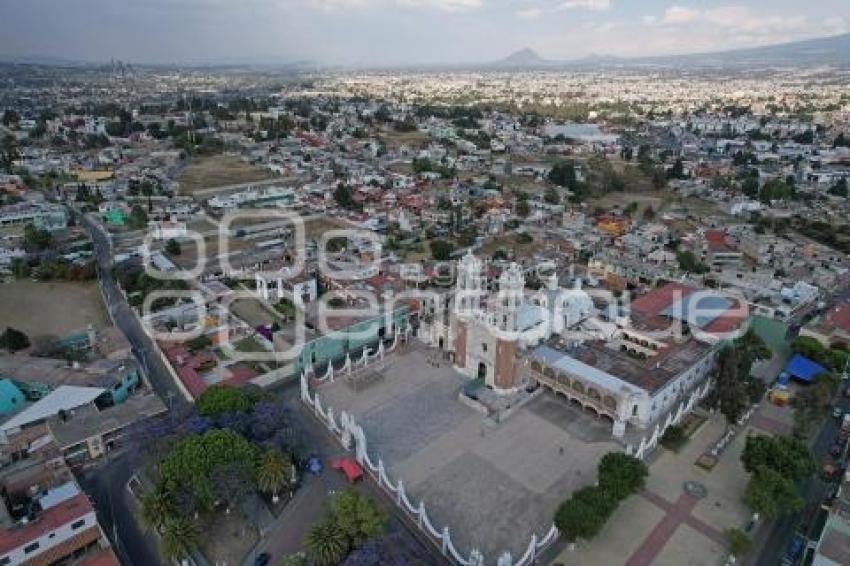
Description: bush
0,327,30,352
660,425,687,452
725,528,752,557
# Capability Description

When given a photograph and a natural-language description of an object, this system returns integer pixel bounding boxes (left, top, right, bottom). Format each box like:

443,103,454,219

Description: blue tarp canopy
783,354,827,383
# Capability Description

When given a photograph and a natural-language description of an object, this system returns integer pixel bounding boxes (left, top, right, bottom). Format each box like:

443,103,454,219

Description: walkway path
625,489,726,566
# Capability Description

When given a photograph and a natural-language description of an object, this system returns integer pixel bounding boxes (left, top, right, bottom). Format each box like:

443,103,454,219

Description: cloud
556,0,611,12
314,0,482,12
661,5,699,24
823,16,848,34
397,0,482,11
517,7,542,20
658,5,807,35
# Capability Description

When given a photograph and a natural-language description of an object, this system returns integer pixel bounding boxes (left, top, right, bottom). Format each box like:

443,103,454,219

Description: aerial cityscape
0,1,849,566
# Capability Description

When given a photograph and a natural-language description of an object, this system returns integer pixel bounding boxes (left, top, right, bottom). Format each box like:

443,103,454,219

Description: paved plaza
318,345,619,559
555,400,796,566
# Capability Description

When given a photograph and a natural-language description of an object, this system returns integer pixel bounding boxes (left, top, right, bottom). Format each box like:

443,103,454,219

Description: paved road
78,455,163,566
752,388,850,565
78,210,188,410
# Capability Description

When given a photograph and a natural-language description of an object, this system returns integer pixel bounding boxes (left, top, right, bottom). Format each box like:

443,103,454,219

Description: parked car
307,455,323,475
254,552,270,566
780,534,804,566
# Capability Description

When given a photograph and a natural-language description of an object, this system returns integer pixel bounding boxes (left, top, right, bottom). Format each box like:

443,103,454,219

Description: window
481,343,487,352
24,542,39,554
0,556,9,566
71,519,86,530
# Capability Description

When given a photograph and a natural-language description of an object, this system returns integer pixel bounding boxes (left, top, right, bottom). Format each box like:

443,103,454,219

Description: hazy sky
0,0,847,66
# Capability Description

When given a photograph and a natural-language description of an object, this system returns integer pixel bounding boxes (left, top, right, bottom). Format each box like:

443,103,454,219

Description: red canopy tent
330,457,364,482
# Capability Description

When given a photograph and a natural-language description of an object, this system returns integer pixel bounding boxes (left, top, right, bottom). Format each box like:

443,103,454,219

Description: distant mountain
0,54,89,66
643,32,850,67
485,33,850,70
496,48,550,68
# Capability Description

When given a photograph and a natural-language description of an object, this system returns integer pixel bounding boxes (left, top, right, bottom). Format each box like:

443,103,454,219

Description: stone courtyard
317,344,619,559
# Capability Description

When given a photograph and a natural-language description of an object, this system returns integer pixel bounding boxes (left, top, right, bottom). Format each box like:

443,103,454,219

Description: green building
290,305,410,376
0,379,25,416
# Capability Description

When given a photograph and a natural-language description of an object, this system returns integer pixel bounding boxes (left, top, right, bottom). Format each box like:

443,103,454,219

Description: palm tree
305,517,347,566
256,450,291,503
160,515,199,562
139,488,173,531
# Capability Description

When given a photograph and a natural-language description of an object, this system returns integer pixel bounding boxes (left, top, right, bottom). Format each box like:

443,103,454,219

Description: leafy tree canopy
195,384,256,417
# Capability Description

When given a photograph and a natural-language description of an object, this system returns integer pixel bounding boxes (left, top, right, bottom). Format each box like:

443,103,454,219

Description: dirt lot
176,155,274,194
587,190,669,216
304,217,351,238
0,280,108,337
379,129,431,148
480,233,546,258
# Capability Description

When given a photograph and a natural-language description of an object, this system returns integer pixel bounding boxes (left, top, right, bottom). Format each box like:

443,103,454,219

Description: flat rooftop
531,336,711,395
47,393,166,449
0,355,136,389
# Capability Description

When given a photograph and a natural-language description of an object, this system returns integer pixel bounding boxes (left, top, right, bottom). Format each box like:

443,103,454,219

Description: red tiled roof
630,282,695,318
79,548,121,566
701,298,748,334
0,493,93,555
176,366,205,398
704,229,727,243
224,363,258,386
823,301,850,333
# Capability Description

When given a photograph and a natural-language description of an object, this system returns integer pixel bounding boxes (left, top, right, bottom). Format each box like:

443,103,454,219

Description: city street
78,210,188,410
753,390,850,566
78,455,162,566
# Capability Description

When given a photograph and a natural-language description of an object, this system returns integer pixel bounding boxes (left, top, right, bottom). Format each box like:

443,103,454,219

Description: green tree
676,250,707,274
741,435,815,482
256,449,292,502
333,183,356,209
544,186,561,205
139,487,174,531
330,490,387,549
0,327,30,352
667,158,686,180
165,238,181,256
158,429,257,509
713,345,749,424
742,175,760,198
597,452,648,500
516,199,530,218
743,466,803,518
759,178,791,203
547,160,577,188
160,515,199,562
829,178,848,198
554,486,617,542
305,516,348,566
129,204,148,229
211,460,253,514
1,109,20,127
22,223,53,252
195,384,255,417
429,239,455,261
